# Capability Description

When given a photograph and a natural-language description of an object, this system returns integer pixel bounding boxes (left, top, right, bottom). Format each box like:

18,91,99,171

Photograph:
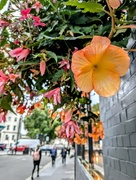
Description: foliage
24,107,61,141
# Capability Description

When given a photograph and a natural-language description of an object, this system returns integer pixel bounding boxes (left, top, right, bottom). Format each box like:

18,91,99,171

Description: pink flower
0,111,7,122
0,80,5,94
72,47,78,54
0,70,9,81
63,109,73,123
58,59,70,71
0,20,9,27
19,8,31,20
44,87,61,105
14,39,19,45
64,120,82,138
40,60,46,76
32,1,43,13
53,0,57,3
31,15,46,27
9,47,30,62
33,21,46,27
8,74,20,82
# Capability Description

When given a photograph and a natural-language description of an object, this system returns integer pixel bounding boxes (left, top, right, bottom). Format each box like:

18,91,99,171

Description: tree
24,107,61,143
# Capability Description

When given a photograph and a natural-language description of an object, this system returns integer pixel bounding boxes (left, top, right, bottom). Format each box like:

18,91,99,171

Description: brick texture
100,40,136,180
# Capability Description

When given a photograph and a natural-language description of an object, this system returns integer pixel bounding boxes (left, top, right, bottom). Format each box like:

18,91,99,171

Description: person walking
31,145,42,180
61,147,67,164
50,146,57,166
67,146,71,156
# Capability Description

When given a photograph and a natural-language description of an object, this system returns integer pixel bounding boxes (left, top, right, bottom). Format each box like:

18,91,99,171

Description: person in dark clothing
67,146,71,156
61,147,67,164
50,146,57,166
31,145,42,180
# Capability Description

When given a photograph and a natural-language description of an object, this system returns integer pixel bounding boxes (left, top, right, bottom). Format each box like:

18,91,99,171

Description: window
14,117,17,122
5,135,9,140
8,117,11,121
13,125,16,131
12,135,15,140
7,125,10,130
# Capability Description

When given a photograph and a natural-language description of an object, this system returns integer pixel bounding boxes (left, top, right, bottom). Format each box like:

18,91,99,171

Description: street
0,152,51,180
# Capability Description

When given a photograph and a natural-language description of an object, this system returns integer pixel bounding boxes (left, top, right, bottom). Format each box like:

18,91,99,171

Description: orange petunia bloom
71,36,130,97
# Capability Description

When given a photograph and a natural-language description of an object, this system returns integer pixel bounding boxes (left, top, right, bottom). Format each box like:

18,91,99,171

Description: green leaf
1,95,16,114
52,69,64,82
47,51,58,62
59,24,68,36
64,0,103,13
0,0,8,10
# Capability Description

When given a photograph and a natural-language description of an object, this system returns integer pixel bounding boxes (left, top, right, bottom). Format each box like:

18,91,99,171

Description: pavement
26,155,74,180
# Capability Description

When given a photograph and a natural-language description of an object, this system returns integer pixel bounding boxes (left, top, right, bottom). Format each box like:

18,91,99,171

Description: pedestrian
67,146,71,156
61,147,67,164
50,146,57,166
31,145,42,180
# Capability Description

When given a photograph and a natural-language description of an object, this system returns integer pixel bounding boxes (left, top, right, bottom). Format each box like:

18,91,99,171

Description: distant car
40,145,52,152
11,145,28,152
0,143,6,151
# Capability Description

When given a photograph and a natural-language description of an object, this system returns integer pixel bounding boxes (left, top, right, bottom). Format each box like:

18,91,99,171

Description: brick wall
100,39,136,180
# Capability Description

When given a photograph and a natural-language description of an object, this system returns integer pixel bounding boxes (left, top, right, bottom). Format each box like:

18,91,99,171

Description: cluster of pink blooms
57,109,83,142
44,87,61,105
0,70,20,94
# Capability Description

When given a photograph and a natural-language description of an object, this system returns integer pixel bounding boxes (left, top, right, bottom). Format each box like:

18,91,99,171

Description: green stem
105,0,116,39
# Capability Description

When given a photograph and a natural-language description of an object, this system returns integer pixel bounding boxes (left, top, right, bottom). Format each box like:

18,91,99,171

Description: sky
90,90,100,105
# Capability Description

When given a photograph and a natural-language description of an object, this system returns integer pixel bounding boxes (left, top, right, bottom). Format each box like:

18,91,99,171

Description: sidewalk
26,155,74,180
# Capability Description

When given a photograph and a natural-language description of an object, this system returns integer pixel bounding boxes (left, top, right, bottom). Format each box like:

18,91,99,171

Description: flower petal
40,60,46,76
90,36,110,54
109,0,121,9
93,69,121,97
101,45,130,76
74,71,93,92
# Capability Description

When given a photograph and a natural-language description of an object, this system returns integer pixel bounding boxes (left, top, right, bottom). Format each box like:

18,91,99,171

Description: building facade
100,36,136,179
0,111,23,148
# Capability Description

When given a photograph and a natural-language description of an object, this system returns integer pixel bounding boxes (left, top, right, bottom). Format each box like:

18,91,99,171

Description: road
0,152,51,180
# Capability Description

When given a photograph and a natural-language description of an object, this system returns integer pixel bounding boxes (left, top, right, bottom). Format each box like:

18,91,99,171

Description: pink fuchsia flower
40,60,46,76
0,70,9,81
32,1,43,13
33,21,46,27
0,80,5,94
9,47,30,62
31,15,46,26
0,20,9,27
58,59,70,71
8,74,20,83
0,71,9,93
64,120,82,138
44,87,61,105
0,111,7,122
19,8,31,20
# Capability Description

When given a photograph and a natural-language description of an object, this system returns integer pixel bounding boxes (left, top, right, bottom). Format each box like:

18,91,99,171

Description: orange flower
34,102,43,109
74,134,87,145
71,36,130,97
16,104,26,114
88,122,104,141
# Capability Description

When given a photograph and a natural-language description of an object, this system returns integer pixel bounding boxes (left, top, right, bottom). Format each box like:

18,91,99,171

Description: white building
0,111,25,148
